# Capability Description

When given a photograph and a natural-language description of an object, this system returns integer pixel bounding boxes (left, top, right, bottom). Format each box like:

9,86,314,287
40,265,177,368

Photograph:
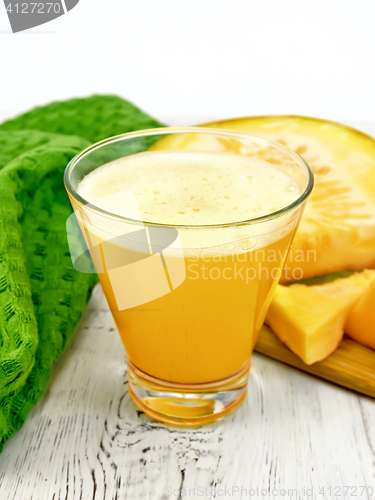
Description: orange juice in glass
64,128,313,426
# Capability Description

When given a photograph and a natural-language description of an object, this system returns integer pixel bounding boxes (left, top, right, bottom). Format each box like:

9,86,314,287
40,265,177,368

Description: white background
1,0,375,123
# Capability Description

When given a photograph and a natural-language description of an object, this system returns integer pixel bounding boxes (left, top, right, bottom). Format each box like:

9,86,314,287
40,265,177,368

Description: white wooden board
0,284,374,499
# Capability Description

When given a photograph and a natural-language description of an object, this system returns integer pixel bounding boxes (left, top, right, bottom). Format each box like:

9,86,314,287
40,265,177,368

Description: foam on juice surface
77,150,301,226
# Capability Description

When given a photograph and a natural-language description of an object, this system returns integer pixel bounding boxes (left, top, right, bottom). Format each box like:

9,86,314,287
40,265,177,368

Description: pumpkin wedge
345,278,375,350
154,117,375,281
265,270,375,364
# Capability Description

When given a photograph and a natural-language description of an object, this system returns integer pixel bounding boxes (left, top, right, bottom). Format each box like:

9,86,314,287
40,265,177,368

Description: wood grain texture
255,326,375,398
0,285,374,499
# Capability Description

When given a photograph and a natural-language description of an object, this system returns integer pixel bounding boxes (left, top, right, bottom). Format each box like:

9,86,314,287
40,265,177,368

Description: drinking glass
64,128,313,426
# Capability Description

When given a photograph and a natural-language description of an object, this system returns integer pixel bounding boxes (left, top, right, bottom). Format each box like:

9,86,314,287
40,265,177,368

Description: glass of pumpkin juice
64,128,313,426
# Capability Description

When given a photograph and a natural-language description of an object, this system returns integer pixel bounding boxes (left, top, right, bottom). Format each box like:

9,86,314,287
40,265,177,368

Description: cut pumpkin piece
154,116,375,281
345,278,375,350
265,270,375,364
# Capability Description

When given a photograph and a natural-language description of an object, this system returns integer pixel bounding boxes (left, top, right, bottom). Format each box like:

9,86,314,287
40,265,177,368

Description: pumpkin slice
154,116,375,281
345,278,375,350
265,270,375,364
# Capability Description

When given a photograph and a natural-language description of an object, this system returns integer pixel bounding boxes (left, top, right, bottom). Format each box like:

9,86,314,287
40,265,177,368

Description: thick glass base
128,360,250,427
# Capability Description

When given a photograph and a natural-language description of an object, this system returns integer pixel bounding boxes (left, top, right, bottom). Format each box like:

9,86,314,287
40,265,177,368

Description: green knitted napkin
0,96,164,451
0,94,163,143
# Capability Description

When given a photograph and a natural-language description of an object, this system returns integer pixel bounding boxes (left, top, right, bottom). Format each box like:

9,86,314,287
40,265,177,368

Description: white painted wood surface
0,285,374,499
0,117,374,499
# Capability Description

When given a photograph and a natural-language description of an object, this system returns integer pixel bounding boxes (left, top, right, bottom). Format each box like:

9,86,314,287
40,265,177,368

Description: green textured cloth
0,95,164,451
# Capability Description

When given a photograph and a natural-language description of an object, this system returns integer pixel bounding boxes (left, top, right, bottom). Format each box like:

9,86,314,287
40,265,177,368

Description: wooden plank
255,326,375,398
0,285,375,499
